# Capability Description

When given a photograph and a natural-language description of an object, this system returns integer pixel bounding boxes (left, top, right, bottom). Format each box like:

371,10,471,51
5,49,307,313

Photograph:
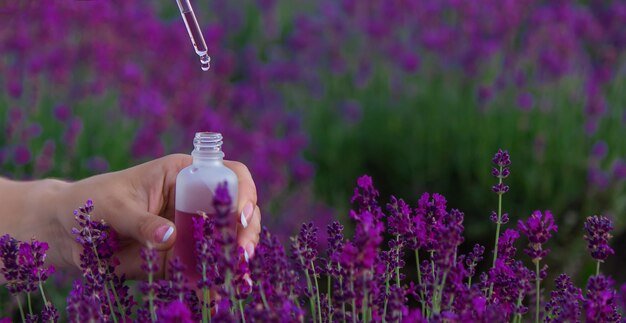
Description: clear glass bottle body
174,132,238,281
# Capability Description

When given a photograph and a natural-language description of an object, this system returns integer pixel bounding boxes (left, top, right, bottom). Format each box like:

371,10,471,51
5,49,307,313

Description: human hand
50,154,261,279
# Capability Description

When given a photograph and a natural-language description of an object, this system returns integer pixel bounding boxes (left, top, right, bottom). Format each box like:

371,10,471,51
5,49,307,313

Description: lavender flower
583,215,615,262
140,244,159,322
0,234,23,294
156,300,193,323
351,175,382,218
545,274,582,322
66,280,101,322
517,210,558,261
291,222,321,322
491,149,511,195
70,200,129,321
465,244,485,279
585,275,621,323
496,229,520,264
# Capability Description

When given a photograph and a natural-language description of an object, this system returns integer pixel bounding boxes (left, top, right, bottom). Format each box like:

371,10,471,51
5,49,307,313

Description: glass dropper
175,0,211,71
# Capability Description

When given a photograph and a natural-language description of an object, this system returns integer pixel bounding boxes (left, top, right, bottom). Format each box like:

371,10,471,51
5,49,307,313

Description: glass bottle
174,132,238,281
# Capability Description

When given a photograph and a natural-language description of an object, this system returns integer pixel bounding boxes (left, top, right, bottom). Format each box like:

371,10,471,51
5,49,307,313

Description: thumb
107,211,176,251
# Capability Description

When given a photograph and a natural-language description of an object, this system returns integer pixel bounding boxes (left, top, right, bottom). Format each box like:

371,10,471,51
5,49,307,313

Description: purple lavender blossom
585,275,621,322
517,210,558,261
496,229,520,264
491,149,511,195
465,244,485,278
70,200,130,320
65,280,101,322
156,300,193,323
545,274,582,322
583,215,615,262
489,211,509,224
0,234,23,294
351,175,382,216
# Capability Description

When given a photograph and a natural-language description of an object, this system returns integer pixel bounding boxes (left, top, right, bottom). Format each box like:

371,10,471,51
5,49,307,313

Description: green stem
489,171,504,300
304,268,316,323
148,270,156,323
395,236,401,287
311,260,322,323
535,260,540,323
350,277,356,323
382,265,390,322
89,243,118,323
492,197,503,267
339,273,346,323
202,263,209,323
109,280,126,322
103,283,119,323
328,275,333,322
596,261,600,276
238,299,246,323
38,278,54,323
430,251,435,280
362,273,368,323
433,272,448,315
514,290,524,323
259,284,270,310
27,293,32,315
37,276,49,308
16,295,26,323
415,249,425,318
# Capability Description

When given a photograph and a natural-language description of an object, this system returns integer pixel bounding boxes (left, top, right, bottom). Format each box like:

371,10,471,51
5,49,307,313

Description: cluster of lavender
0,236,57,322
2,149,626,322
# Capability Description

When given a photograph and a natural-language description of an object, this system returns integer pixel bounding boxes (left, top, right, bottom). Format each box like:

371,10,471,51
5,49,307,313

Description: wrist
29,179,73,270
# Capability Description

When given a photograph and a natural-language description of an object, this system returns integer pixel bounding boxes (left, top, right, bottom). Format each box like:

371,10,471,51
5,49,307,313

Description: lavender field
2,0,626,322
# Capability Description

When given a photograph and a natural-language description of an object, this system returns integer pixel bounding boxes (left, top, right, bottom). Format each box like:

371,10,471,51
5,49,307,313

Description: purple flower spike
491,183,510,194
545,274,583,322
517,210,558,261
497,229,520,264
157,300,193,323
585,275,621,323
466,244,485,278
583,215,615,262
351,175,381,214
491,149,511,195
492,149,511,167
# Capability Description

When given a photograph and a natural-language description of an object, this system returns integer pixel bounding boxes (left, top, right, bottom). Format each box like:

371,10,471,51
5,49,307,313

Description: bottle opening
193,132,224,158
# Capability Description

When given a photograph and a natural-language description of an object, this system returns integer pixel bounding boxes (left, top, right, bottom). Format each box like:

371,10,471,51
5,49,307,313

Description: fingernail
245,242,255,260
155,225,174,243
240,202,253,228
240,210,248,228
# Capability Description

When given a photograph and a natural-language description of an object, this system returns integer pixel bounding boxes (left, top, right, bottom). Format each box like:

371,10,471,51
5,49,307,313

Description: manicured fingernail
240,210,248,228
155,225,174,243
245,242,255,260
240,202,253,228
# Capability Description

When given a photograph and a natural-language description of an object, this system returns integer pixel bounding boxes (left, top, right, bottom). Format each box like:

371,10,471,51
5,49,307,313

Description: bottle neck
192,132,225,165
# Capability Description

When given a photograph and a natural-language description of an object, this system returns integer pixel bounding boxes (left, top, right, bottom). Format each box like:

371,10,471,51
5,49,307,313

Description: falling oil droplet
200,54,211,71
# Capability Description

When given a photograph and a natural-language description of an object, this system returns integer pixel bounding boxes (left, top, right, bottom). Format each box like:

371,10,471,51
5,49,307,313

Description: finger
105,209,176,252
237,205,261,261
224,161,258,228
